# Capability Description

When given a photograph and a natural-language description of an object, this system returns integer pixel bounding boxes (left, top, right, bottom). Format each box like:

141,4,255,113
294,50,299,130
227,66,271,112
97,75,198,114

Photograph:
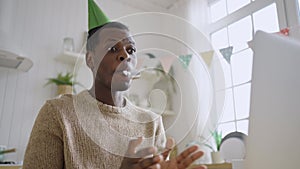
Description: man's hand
120,137,163,169
160,138,207,169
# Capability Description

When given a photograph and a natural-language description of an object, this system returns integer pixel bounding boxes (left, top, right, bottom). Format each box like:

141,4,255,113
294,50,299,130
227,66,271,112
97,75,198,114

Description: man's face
91,27,137,91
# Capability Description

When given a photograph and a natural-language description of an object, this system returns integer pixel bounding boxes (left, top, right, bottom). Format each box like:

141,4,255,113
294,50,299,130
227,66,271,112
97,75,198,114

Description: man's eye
127,47,136,54
109,47,118,52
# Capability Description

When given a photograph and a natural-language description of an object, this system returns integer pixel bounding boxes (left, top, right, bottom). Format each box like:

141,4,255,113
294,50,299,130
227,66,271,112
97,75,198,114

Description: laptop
244,31,300,169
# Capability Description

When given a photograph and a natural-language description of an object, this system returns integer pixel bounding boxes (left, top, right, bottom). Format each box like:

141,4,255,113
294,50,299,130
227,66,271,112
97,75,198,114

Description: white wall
165,0,213,162
168,0,209,35
94,0,144,20
0,0,145,162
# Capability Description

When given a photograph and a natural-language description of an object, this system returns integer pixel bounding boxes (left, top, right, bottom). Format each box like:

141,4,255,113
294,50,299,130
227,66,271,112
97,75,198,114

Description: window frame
208,0,289,34
207,0,299,137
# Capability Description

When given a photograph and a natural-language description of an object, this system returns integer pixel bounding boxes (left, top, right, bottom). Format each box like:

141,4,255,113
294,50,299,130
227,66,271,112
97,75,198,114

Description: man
23,21,206,169
23,1,207,168
85,21,207,169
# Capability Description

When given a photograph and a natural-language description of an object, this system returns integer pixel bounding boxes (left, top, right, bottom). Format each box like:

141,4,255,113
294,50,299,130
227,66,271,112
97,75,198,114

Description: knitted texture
23,90,166,169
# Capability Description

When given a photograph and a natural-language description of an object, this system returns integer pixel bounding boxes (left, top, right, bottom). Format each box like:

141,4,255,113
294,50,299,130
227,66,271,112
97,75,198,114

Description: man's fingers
148,163,161,169
122,138,164,169
162,137,175,159
133,155,162,169
135,146,157,158
166,137,175,149
176,145,198,162
161,149,172,160
180,151,204,168
126,137,143,155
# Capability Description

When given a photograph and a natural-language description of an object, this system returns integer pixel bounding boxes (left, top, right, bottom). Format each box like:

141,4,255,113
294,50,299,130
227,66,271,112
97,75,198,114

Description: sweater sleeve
23,101,64,169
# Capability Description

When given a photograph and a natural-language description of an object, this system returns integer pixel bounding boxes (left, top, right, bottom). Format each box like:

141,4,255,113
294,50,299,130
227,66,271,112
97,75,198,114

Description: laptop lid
245,31,300,169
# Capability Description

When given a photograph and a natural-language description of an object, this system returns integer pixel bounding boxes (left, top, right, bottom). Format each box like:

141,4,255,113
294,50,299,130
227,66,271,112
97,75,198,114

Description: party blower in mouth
121,69,141,80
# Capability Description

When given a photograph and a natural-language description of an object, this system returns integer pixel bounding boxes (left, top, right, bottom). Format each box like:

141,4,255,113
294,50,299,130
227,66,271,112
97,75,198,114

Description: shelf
0,49,33,72
190,163,232,169
0,164,22,169
55,51,85,65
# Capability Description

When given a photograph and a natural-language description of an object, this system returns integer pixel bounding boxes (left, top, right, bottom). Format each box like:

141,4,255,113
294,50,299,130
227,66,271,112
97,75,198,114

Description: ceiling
116,0,183,11
140,0,181,9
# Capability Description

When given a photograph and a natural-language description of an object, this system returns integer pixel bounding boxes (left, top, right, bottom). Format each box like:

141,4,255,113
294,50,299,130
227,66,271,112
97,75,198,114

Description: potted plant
45,72,82,95
204,130,224,164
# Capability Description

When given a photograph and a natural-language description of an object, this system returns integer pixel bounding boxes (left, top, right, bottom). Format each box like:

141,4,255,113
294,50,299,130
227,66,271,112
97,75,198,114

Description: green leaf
204,130,223,152
44,72,83,89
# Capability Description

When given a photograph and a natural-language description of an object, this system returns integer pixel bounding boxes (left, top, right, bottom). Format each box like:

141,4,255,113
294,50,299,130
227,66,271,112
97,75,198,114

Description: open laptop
244,31,300,169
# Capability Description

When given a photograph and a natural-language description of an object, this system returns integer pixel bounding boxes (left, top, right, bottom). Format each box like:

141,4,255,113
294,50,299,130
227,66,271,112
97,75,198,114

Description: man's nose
117,49,131,62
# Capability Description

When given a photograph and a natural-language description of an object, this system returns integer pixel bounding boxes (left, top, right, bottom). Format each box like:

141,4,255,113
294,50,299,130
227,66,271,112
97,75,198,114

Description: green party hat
88,0,110,31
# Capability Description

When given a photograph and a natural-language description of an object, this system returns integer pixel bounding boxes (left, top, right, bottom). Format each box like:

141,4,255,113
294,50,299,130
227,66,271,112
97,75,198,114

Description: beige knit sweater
23,90,166,169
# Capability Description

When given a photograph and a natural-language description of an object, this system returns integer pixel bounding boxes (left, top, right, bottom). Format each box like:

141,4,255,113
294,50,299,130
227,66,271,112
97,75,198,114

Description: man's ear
86,52,94,70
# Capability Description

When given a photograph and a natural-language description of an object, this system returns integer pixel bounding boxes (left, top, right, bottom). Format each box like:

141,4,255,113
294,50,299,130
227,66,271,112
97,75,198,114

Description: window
227,0,250,14
210,0,227,22
208,0,286,138
209,0,251,22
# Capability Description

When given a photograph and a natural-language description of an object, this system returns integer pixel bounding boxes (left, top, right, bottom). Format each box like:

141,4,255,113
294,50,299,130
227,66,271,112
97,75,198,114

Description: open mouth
114,69,141,80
